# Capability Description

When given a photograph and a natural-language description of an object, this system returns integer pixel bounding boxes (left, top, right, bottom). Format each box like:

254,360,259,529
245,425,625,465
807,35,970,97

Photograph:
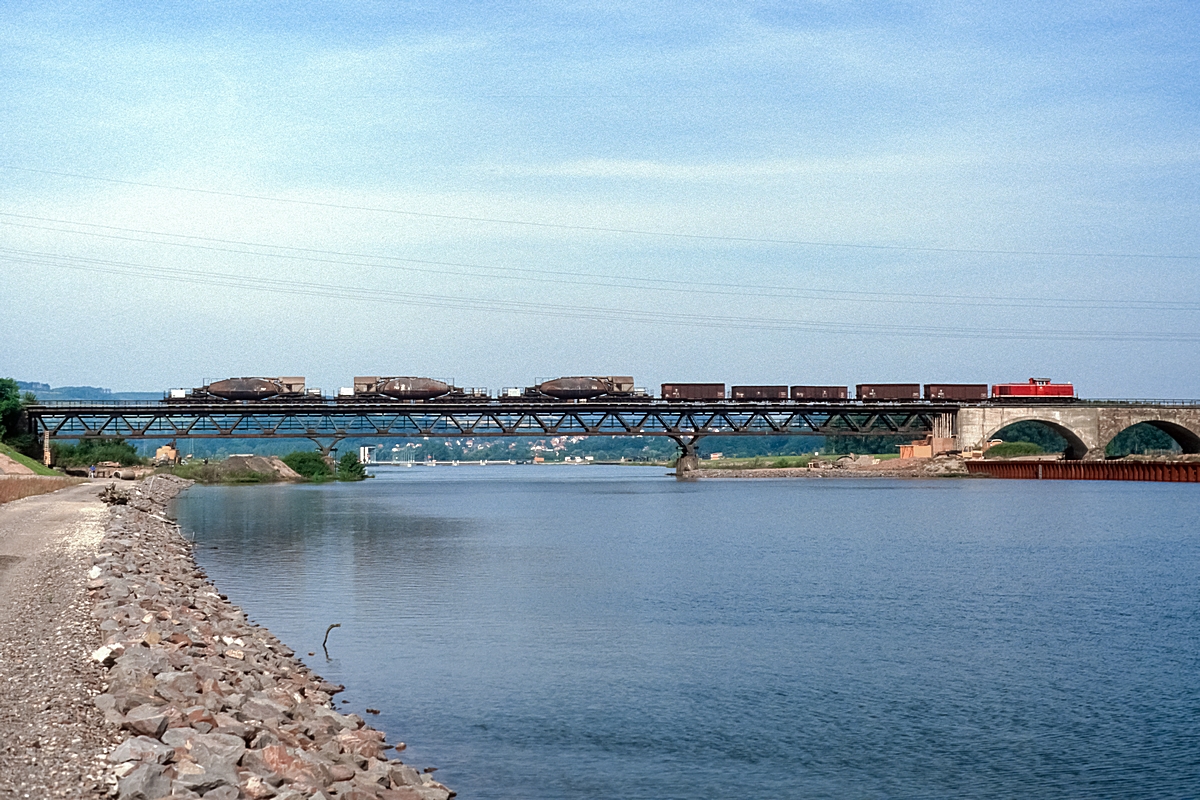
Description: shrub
336,452,367,482
283,451,332,480
51,438,143,467
983,441,1044,459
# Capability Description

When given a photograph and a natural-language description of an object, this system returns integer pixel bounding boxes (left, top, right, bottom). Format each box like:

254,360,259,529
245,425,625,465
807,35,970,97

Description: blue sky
2,2,1198,396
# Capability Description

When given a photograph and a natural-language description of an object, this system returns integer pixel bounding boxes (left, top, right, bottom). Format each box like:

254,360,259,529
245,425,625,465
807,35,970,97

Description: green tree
0,378,22,441
1105,423,1181,457
51,438,143,466
336,452,367,481
282,451,332,480
991,422,1067,453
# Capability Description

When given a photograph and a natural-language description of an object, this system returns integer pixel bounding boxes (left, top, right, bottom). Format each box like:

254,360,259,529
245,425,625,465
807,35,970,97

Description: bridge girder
27,401,953,443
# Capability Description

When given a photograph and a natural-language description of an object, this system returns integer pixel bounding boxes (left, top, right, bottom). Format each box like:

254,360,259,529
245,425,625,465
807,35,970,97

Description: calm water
173,466,1200,799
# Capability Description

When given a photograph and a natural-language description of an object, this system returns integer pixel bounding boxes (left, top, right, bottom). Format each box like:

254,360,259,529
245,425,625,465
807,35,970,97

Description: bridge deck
27,400,960,441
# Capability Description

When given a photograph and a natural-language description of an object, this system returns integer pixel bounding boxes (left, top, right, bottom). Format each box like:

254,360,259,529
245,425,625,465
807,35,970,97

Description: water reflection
175,467,1200,800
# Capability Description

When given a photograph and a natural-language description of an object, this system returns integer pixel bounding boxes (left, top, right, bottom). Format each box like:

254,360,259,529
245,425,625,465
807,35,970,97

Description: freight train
166,376,1075,403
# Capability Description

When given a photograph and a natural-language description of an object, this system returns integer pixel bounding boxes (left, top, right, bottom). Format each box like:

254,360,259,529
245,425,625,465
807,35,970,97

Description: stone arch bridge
955,404,1200,460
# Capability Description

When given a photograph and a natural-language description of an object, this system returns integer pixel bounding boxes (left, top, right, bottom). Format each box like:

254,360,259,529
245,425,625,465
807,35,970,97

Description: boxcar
731,385,789,401
856,383,921,401
790,385,848,401
924,383,988,401
661,383,725,401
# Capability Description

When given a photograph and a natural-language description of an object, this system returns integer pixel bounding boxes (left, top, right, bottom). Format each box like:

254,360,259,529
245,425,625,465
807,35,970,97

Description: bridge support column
43,430,51,467
308,437,345,464
671,436,703,478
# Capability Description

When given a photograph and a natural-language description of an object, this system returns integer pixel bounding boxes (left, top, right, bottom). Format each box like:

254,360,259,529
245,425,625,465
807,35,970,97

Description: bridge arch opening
988,420,1090,461
1105,421,1200,457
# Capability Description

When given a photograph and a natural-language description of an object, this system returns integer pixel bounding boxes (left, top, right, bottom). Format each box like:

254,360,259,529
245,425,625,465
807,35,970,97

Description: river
173,465,1200,799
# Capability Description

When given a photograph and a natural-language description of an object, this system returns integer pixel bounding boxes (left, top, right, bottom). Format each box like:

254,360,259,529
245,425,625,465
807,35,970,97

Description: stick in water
323,623,341,655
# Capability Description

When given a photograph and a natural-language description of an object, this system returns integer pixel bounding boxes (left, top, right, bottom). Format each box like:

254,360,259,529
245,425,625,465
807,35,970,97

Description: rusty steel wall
966,460,1200,482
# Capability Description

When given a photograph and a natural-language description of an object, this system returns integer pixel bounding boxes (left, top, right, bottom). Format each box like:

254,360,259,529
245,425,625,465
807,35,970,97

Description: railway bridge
24,399,1200,470
955,403,1200,460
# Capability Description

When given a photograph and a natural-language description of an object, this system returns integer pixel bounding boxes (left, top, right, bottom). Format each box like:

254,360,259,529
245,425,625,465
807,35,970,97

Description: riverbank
0,481,118,798
699,454,972,478
0,476,453,799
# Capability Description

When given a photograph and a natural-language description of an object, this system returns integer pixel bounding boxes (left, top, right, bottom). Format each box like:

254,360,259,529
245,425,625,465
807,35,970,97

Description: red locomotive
991,378,1075,400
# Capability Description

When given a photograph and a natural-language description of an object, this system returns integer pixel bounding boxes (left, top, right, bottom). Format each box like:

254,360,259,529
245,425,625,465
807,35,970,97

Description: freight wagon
731,385,789,401
855,383,921,401
924,384,989,401
790,385,848,401
167,377,315,402
661,383,726,401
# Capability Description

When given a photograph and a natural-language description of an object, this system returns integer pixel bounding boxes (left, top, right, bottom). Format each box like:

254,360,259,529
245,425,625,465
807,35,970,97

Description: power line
4,247,1197,343
3,164,1196,260
2,214,1197,313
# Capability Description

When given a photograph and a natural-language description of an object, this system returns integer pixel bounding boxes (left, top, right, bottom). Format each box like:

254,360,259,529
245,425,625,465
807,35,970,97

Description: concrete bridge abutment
955,405,1200,460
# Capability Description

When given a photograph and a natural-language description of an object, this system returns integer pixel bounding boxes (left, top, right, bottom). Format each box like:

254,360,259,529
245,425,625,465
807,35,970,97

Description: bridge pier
671,436,703,478
308,437,345,462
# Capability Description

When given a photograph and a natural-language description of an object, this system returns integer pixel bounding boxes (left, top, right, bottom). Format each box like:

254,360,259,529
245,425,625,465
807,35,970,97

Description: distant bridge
25,399,1200,470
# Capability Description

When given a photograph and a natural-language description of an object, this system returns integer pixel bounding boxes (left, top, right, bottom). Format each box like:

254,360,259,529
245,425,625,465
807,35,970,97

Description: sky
1,1,1198,398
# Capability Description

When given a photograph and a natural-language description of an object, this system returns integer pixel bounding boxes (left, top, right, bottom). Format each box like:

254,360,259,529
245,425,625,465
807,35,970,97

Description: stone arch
986,418,1092,461
1105,420,1200,456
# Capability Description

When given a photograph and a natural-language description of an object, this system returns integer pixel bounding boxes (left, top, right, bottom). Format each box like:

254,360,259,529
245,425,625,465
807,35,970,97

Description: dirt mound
221,455,303,481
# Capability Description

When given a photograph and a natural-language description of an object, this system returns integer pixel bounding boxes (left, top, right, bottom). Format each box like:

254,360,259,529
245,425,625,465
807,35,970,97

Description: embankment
0,476,453,799
699,454,971,479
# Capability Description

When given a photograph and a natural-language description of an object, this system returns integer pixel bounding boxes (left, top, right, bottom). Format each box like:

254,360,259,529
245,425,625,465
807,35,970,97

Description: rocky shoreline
89,475,452,800
699,454,972,479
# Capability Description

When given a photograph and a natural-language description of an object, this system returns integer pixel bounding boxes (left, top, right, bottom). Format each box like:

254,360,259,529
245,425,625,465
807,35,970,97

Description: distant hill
16,381,161,402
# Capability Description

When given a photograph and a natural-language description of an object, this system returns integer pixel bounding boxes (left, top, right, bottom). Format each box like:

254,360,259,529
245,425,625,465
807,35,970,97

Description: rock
116,762,172,800
91,642,125,665
173,757,238,793
241,773,279,798
170,730,246,770
388,764,423,787
122,704,170,738
109,735,175,764
111,648,171,683
202,786,241,800
89,475,451,798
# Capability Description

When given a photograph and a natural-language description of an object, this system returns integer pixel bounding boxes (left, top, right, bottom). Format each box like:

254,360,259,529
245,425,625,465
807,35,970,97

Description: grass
0,476,82,505
699,452,902,470
164,462,280,484
0,442,61,476
983,441,1045,459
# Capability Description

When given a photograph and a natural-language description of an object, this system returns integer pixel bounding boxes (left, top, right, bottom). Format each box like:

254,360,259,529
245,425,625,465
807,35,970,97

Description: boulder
122,704,169,738
116,762,172,800
108,735,175,765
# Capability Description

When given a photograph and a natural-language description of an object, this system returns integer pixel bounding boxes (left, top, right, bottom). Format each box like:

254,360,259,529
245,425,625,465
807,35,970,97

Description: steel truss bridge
27,400,958,460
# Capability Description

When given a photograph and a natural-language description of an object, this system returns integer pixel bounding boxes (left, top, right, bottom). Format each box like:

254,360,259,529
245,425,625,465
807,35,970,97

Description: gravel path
0,482,121,799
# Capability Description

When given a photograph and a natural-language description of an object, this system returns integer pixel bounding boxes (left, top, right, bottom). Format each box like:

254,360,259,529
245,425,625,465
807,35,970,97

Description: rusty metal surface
924,384,989,401
204,377,293,401
856,384,921,401
661,384,725,400
790,386,848,401
375,377,452,400
966,460,1200,482
730,386,789,401
537,377,611,399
